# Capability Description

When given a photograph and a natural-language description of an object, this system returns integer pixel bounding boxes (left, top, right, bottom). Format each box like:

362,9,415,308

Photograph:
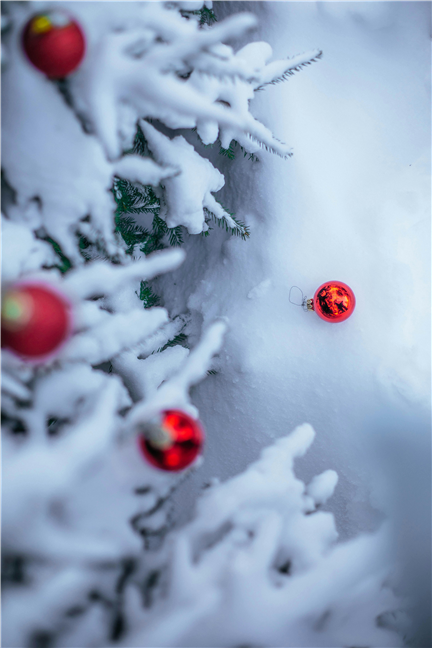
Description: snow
189,36,321,154
113,345,190,402
64,2,292,159
167,0,430,543
64,250,185,299
3,375,130,545
127,320,226,424
113,154,178,188
306,469,339,507
1,18,117,262
1,216,58,282
2,1,430,646
125,425,400,648
62,308,169,365
161,3,430,639
1,371,32,401
140,120,232,234
247,277,272,300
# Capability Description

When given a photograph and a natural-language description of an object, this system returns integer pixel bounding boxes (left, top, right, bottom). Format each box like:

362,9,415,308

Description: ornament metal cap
1,291,34,331
138,416,173,450
30,16,53,35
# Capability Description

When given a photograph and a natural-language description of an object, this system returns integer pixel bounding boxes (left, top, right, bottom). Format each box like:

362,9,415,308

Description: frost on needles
1,1,401,647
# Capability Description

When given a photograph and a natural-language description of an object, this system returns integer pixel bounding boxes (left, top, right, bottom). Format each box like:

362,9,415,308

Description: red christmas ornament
1,283,72,360
22,11,85,78
138,410,204,472
311,281,356,323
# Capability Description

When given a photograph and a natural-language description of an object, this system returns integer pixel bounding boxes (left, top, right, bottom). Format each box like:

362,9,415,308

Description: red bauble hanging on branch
138,410,204,472
1,282,72,360
22,11,85,78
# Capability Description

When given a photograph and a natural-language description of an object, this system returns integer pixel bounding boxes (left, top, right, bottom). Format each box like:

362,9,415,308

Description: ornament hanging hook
289,285,303,306
289,286,309,311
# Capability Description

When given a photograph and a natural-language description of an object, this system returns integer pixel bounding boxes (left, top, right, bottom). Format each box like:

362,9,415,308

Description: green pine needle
113,128,184,254
156,333,189,354
152,215,183,247
204,207,250,240
113,178,183,254
219,141,236,160
78,234,91,253
113,179,160,217
199,6,217,25
220,140,259,163
43,236,72,273
181,6,217,26
133,126,152,158
115,215,151,254
139,281,161,308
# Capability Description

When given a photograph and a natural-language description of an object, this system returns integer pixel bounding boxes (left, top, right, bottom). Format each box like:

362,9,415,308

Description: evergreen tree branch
219,140,260,162
139,281,161,309
156,333,189,354
41,236,73,274
256,49,323,89
204,207,250,240
180,6,217,27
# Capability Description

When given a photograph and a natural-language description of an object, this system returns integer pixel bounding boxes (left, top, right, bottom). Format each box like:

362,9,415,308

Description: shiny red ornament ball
1,283,72,360
313,281,356,323
138,410,204,472
22,11,85,78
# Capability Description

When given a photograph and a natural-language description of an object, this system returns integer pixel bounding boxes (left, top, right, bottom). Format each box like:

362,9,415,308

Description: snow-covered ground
158,0,430,611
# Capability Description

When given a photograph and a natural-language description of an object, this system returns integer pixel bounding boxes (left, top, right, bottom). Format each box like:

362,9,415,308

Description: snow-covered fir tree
1,2,424,647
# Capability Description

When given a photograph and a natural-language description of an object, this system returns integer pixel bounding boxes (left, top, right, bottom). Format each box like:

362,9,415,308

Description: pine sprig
139,281,161,308
77,231,110,262
133,126,152,158
199,6,217,26
115,215,151,254
219,141,236,160
113,179,160,217
256,50,323,90
240,146,260,163
181,6,217,27
152,215,183,248
246,134,293,159
42,236,72,273
117,214,183,256
219,140,259,163
204,207,250,240
156,333,189,354
113,140,183,255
